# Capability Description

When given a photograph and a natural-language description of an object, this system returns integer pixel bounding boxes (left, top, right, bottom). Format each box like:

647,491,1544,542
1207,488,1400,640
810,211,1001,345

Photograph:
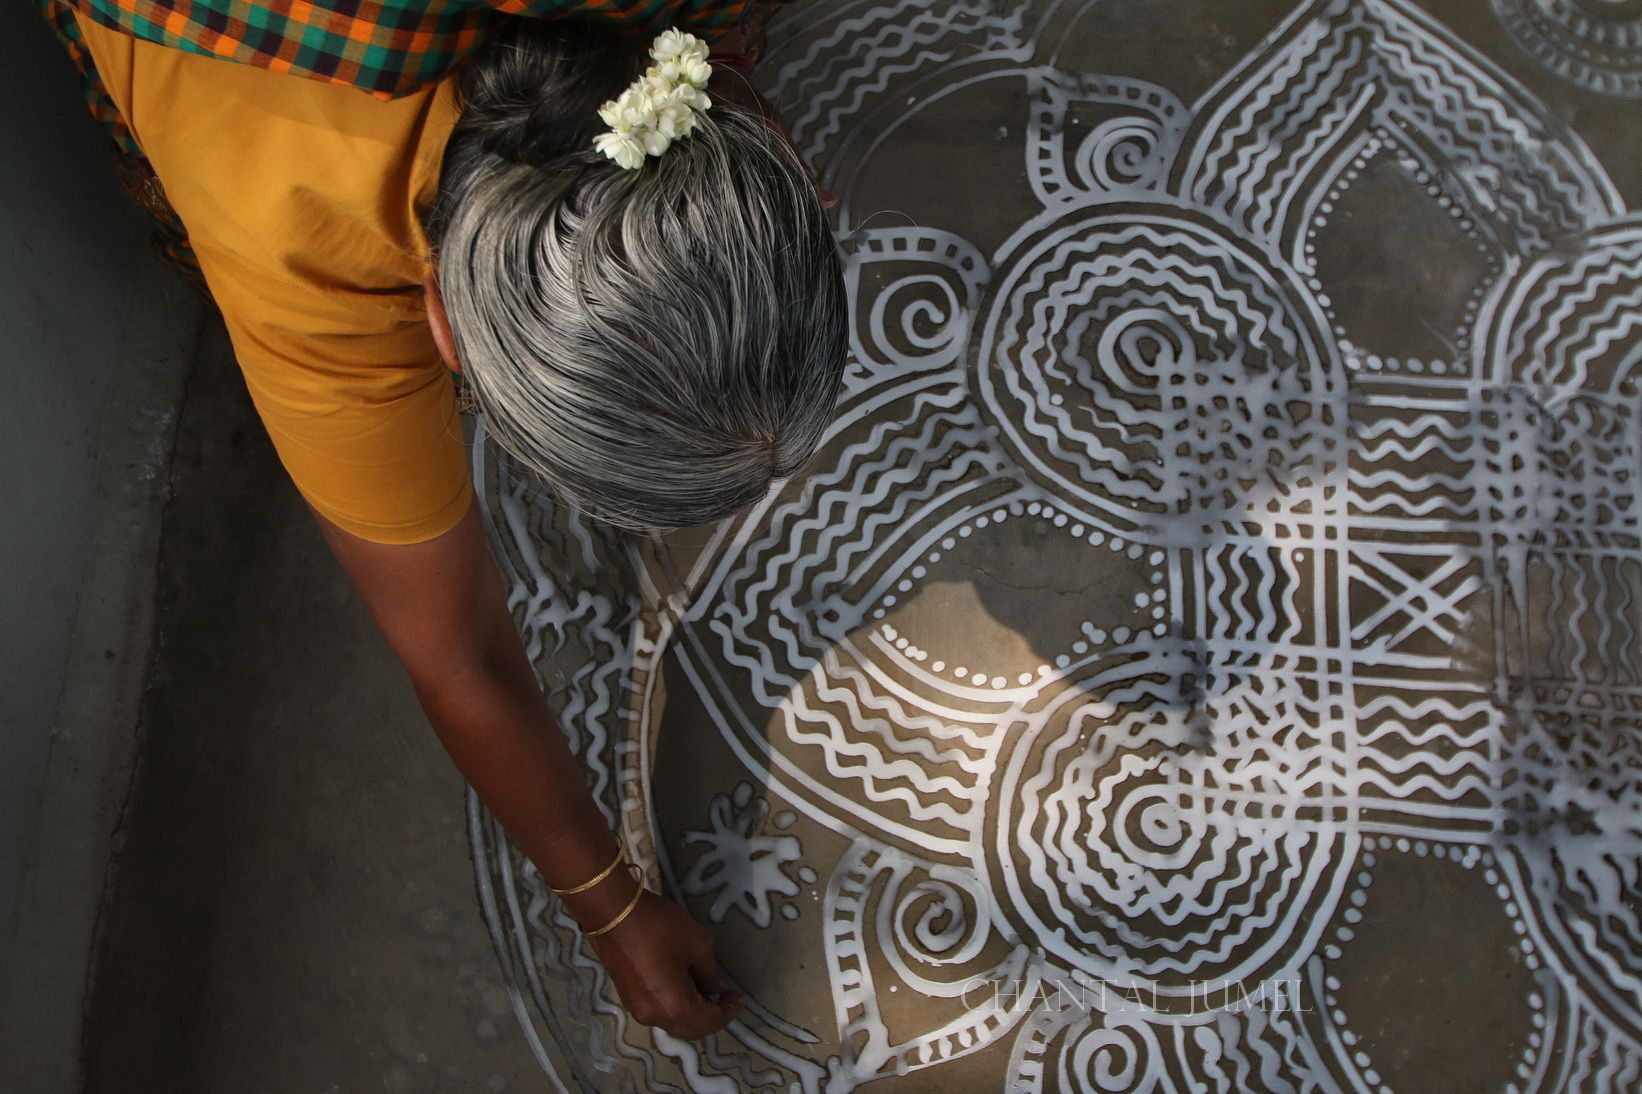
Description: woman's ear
424,271,463,373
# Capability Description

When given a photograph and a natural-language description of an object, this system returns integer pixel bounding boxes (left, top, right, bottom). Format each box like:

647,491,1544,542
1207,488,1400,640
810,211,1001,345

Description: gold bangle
550,845,626,896
584,873,646,939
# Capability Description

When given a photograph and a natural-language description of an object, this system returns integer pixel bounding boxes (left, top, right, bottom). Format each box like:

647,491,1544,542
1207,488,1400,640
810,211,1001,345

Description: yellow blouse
75,10,473,544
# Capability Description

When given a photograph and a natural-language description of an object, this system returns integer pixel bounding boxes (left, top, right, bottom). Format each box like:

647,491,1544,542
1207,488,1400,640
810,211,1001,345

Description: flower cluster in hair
593,29,714,170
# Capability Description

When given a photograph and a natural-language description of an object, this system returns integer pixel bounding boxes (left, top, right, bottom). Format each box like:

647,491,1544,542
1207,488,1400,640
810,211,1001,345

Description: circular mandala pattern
469,2,1642,1089
974,208,1342,534
1017,1011,1171,1093
987,661,1353,995
1493,0,1642,98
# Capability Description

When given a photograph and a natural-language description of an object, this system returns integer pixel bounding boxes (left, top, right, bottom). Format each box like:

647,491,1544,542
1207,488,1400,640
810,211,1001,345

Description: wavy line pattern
468,1,1642,1089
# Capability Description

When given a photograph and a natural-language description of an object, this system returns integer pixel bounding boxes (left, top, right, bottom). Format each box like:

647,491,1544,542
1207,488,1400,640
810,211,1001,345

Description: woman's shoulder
74,9,460,310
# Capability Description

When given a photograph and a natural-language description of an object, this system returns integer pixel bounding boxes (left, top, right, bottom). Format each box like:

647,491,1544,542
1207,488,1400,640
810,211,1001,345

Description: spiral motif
894,877,976,962
988,671,1351,995
872,274,962,354
1062,1020,1160,1093
876,866,1007,1001
848,228,991,375
973,207,1341,532
1076,117,1171,191
1010,1011,1169,1094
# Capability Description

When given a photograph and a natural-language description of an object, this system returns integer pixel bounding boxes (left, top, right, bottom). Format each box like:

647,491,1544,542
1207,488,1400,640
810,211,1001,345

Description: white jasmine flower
676,56,712,87
594,130,647,170
653,81,693,107
650,28,689,63
592,29,714,169
650,28,709,67
652,102,687,139
603,86,654,130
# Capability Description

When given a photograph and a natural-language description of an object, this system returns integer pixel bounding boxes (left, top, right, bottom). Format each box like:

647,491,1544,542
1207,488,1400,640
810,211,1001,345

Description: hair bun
456,21,648,168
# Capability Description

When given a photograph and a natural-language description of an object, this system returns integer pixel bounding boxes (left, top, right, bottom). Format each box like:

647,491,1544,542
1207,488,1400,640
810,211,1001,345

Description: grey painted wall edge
0,4,204,1085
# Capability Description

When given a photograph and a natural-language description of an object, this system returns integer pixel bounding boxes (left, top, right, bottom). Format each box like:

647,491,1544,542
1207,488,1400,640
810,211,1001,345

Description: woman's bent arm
313,499,745,1039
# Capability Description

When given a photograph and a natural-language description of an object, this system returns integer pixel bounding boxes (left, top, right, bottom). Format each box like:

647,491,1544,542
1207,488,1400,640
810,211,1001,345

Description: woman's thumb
690,955,741,1004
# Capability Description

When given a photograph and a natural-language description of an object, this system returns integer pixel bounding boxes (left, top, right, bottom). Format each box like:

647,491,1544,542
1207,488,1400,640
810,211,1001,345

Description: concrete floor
80,0,1639,1092
81,322,538,1091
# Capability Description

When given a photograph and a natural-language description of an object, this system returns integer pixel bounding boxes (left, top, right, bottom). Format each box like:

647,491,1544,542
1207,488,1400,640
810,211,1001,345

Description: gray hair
427,21,848,530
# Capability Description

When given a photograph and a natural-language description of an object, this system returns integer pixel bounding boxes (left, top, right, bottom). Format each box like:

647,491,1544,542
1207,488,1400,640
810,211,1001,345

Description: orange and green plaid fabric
61,0,769,100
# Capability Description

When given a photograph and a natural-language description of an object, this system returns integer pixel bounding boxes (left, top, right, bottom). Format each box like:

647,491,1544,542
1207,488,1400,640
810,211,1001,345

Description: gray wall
0,1,186,1020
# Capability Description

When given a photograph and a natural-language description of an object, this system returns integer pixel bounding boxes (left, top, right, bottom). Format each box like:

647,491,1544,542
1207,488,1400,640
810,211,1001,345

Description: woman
43,0,847,1042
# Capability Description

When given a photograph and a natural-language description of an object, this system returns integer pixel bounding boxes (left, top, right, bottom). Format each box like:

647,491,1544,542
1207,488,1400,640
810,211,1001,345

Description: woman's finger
692,961,729,997
688,951,747,1007
659,982,742,1040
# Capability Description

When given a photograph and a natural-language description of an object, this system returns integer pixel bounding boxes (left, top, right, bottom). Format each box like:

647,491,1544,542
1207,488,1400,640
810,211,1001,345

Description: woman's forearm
410,621,637,924
312,498,634,926
312,506,739,1036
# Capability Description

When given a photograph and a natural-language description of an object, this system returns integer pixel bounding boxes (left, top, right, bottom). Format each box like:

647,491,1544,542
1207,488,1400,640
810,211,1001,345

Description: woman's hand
312,501,744,1041
572,876,746,1039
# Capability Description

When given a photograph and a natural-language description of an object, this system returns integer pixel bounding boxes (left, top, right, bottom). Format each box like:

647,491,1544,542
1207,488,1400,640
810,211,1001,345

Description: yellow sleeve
66,11,476,546
199,248,474,545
